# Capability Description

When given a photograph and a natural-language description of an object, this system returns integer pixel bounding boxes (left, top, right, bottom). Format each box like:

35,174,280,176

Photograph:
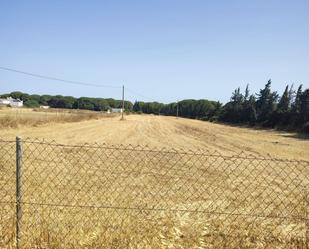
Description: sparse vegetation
0,108,115,128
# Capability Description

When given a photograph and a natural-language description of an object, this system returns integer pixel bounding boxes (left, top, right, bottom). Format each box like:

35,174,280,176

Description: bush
200,117,208,121
24,99,40,108
302,122,309,133
210,116,219,122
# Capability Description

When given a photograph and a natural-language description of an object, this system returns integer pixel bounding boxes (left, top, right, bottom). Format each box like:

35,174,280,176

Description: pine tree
241,85,256,124
292,84,303,114
300,89,309,123
231,87,244,104
277,85,290,112
256,80,271,117
231,87,244,122
288,84,295,108
242,94,257,125
256,79,278,124
244,84,250,101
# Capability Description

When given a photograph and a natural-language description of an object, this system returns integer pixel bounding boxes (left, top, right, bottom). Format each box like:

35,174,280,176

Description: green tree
220,87,244,123
256,80,278,125
244,84,250,101
292,85,302,114
247,95,257,125
277,85,290,112
24,99,40,108
300,89,309,123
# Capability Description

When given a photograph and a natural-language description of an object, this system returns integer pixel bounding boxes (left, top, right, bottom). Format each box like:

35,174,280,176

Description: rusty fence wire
0,137,308,248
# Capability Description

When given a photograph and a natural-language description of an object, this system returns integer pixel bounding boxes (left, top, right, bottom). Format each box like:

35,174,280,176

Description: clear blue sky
0,0,308,103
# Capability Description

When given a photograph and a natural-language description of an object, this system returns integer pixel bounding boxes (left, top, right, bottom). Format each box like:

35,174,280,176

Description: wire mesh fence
0,137,308,248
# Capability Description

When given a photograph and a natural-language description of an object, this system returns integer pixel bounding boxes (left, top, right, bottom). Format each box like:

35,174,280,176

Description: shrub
302,122,309,133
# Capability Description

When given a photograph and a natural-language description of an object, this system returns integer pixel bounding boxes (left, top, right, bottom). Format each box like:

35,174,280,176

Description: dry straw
0,138,308,248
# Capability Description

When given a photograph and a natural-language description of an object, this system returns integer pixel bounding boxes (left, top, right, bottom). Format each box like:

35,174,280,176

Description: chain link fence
0,137,308,248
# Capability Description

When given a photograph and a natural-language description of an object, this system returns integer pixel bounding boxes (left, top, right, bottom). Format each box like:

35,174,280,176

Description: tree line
0,92,133,111
132,80,309,132
133,99,222,121
1,80,308,132
219,80,308,132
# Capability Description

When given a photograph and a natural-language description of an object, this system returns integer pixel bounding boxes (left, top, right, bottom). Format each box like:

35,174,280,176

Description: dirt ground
1,113,308,160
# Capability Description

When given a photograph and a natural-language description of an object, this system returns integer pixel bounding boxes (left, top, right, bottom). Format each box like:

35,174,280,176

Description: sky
0,0,308,103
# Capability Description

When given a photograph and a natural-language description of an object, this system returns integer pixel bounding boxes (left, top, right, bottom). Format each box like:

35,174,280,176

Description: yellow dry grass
0,107,116,129
0,110,309,248
1,109,308,160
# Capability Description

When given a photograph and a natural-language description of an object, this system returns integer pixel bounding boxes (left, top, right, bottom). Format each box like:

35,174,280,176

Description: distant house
40,105,50,109
0,97,23,107
10,98,24,107
0,98,11,106
110,108,124,113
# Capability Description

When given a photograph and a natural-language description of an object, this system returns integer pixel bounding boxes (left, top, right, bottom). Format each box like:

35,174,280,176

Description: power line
0,66,121,89
126,87,159,102
0,65,164,102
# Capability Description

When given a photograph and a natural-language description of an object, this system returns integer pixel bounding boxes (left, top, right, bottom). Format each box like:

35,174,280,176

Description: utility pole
121,85,125,120
176,100,179,119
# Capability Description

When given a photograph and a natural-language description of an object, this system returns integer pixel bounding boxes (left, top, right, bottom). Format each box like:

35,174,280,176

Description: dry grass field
1,108,308,160
0,108,309,248
0,107,113,128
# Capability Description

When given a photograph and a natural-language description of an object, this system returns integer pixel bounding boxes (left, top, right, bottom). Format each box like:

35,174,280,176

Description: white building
0,97,23,107
0,98,10,106
110,108,124,113
40,105,50,109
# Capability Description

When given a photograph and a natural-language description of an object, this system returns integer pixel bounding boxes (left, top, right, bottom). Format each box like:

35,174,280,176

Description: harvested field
0,111,308,248
1,111,308,160
0,107,114,128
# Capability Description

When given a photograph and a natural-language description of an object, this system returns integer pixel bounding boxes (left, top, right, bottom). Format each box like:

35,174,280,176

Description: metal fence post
304,188,309,249
16,136,23,249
